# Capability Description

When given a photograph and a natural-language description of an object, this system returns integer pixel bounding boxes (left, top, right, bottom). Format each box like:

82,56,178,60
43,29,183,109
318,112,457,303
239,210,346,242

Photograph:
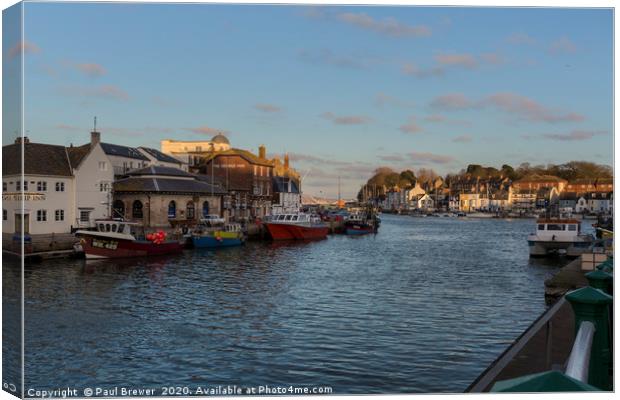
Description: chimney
90,130,100,147
258,144,266,159
284,153,289,169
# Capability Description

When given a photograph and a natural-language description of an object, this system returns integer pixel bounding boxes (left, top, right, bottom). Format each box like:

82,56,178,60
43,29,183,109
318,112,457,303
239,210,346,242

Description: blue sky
4,3,614,197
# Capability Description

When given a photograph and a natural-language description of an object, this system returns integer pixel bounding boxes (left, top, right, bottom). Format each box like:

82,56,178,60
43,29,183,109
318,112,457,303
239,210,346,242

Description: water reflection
19,216,572,393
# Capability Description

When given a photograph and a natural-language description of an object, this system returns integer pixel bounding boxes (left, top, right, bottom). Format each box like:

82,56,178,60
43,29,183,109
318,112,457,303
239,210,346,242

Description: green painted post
585,270,613,295
565,287,613,390
491,371,599,392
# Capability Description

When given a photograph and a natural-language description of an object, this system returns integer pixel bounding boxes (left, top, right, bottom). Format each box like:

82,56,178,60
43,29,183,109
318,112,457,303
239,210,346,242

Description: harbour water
6,215,573,393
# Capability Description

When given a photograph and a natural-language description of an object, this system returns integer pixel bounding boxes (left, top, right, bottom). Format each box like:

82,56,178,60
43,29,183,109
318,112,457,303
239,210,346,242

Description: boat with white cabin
527,218,594,257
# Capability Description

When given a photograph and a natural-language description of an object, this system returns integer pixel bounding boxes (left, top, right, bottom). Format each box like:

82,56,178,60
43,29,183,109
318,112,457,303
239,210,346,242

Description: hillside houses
374,171,612,215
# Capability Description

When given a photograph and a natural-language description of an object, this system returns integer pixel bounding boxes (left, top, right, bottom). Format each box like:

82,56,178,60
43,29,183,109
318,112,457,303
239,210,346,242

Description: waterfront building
197,144,274,219
510,188,537,211
271,176,301,214
489,189,512,211
3,137,75,237
67,133,116,228
558,192,579,212
565,178,613,193
575,195,588,213
459,192,481,212
584,191,613,214
112,166,226,228
411,193,434,211
2,135,116,252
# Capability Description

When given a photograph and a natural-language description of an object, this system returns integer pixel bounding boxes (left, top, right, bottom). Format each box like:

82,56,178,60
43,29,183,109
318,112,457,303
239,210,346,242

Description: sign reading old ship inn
2,192,46,201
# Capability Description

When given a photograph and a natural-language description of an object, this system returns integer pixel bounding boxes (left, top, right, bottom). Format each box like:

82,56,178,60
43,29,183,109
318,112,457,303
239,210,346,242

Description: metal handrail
564,321,596,382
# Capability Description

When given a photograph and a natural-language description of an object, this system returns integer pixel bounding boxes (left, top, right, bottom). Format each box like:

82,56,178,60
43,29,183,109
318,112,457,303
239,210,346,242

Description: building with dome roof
160,134,232,168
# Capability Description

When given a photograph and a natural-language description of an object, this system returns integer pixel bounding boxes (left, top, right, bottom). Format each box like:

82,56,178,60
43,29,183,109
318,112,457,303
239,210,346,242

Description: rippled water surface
8,215,574,393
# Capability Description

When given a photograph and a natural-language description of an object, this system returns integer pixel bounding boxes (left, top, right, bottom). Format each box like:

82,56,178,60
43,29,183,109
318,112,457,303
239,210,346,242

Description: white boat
527,218,594,257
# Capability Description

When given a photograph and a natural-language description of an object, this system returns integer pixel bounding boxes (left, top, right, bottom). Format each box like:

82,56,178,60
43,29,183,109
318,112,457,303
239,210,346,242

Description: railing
564,321,595,382
489,255,613,392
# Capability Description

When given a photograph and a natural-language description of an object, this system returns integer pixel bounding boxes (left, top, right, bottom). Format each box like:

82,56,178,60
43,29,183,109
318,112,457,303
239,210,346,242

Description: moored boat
264,213,328,240
527,218,594,257
76,220,183,259
192,222,245,248
344,213,377,235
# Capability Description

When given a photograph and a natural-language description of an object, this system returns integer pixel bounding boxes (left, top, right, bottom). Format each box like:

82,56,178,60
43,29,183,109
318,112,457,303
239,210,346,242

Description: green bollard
565,287,613,390
585,270,613,295
491,371,599,392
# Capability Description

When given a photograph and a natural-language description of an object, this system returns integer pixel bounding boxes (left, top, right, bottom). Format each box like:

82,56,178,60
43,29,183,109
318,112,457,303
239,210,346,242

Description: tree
399,169,416,187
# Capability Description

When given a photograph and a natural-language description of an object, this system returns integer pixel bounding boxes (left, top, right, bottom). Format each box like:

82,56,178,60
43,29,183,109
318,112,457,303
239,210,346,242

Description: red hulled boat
76,220,183,259
263,213,329,240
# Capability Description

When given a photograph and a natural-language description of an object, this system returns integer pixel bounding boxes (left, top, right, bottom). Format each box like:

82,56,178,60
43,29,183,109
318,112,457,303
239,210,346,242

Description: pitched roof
138,147,183,164
125,165,193,178
272,176,300,194
200,148,273,167
66,144,91,168
114,177,226,194
100,142,149,161
3,142,72,176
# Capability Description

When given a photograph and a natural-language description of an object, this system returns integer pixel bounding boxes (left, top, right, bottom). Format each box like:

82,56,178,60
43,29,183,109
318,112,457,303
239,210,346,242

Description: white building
2,135,117,238
3,138,75,236
271,177,301,214
411,193,435,211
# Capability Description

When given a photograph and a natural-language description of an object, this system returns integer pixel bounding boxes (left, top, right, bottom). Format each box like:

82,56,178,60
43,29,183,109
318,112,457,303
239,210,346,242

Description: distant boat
264,213,329,240
344,213,376,235
192,222,245,248
76,220,183,259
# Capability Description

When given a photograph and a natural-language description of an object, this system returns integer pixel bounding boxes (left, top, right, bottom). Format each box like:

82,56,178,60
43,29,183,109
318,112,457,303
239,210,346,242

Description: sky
3,2,614,198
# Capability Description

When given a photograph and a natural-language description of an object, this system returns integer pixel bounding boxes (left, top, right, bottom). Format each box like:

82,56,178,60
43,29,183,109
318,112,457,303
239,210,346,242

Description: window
37,210,47,222
98,161,107,171
55,210,64,221
112,200,125,218
132,200,144,219
568,225,577,231
2,182,6,192
538,224,545,230
80,210,91,222
547,224,565,231
202,201,209,217
186,201,195,219
3,209,6,221
56,182,65,192
196,146,202,152
37,181,47,191
23,181,28,191
99,182,109,192
168,201,177,219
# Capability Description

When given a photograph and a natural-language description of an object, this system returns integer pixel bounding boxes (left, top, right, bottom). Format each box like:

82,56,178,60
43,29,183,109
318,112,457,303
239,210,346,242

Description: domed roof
211,133,230,144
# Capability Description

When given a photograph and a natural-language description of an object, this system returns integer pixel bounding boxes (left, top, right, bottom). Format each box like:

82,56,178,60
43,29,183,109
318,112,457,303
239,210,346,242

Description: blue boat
192,223,246,248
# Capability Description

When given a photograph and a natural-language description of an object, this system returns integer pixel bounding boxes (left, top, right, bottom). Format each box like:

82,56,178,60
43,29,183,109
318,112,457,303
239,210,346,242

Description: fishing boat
75,220,183,259
344,213,377,235
263,213,329,240
192,221,245,248
527,218,594,257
